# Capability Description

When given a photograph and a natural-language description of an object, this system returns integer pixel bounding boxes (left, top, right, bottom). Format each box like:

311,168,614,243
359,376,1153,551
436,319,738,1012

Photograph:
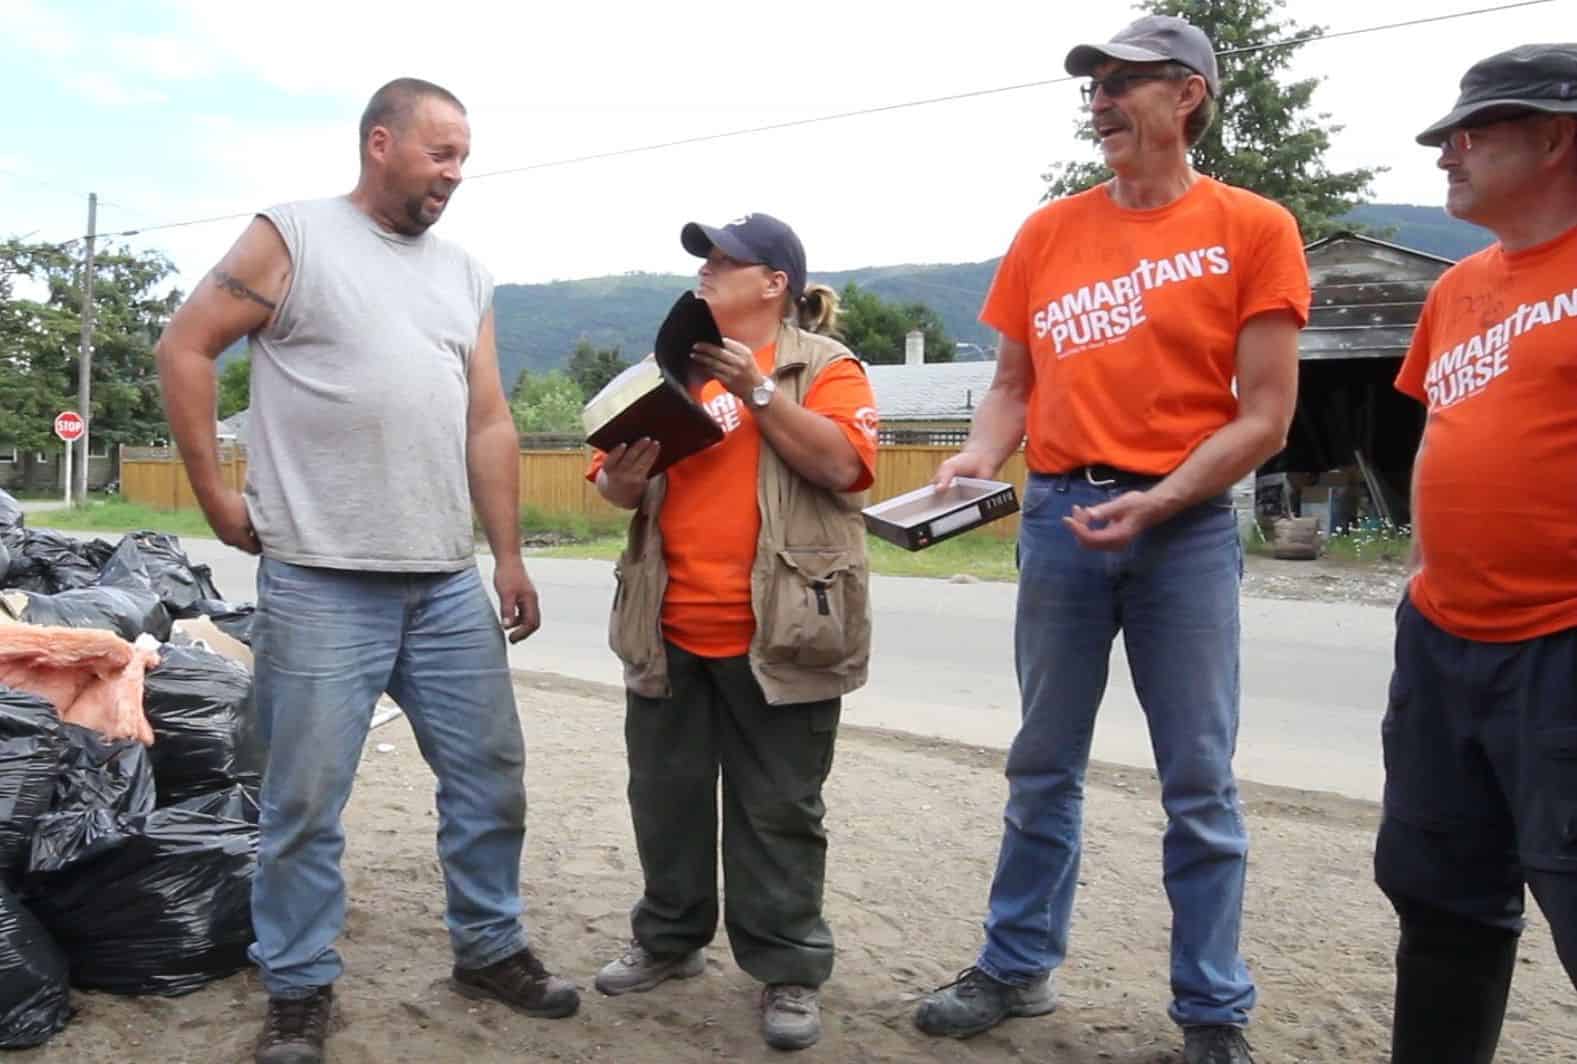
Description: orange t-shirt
981,177,1311,475
589,343,879,658
1396,223,1577,643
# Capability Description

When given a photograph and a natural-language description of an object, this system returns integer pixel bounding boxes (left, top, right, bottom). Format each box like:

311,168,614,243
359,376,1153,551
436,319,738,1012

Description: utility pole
75,192,97,506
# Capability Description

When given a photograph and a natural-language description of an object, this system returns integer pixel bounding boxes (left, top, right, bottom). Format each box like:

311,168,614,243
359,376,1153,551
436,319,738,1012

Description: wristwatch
748,376,778,410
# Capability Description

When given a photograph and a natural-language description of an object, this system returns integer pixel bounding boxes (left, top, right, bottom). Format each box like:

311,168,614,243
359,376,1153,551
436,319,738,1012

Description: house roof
1302,231,1455,361
217,410,249,442
864,361,996,422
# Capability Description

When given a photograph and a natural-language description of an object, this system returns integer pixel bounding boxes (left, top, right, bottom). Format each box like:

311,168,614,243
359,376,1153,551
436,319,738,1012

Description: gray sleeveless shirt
245,196,492,572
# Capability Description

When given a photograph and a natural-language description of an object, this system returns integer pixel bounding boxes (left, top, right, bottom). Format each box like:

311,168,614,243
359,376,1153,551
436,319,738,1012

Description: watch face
752,380,775,407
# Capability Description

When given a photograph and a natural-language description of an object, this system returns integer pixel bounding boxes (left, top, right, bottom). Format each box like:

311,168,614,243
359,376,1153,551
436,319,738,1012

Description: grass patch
865,531,1018,581
1322,525,1413,564
27,499,217,540
1246,520,1413,564
523,509,1020,582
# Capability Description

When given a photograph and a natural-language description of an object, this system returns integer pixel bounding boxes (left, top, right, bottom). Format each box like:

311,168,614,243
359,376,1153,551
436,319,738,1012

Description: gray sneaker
1183,1025,1255,1064
761,984,821,1051
594,939,706,996
913,966,1056,1039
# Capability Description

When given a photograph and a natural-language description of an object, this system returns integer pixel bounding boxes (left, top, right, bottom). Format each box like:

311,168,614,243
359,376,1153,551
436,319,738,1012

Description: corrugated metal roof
864,361,996,421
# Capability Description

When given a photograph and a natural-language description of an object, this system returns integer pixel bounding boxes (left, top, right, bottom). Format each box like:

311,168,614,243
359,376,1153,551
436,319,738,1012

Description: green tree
566,340,630,400
1,240,178,466
838,282,955,365
0,240,77,457
218,353,250,419
509,369,585,433
1043,0,1381,240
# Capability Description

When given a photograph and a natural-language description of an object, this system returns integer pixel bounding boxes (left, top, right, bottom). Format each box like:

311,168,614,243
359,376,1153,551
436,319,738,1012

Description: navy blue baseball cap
681,213,807,299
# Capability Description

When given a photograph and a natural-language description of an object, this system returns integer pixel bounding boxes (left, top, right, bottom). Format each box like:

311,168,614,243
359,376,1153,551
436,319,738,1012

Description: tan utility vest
607,322,872,704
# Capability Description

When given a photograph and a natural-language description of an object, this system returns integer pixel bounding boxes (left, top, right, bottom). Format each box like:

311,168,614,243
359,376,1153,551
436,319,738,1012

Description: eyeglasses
1439,111,1543,154
1080,71,1181,104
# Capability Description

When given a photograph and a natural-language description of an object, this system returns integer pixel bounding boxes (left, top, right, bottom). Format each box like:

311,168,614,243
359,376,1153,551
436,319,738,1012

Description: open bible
581,291,726,475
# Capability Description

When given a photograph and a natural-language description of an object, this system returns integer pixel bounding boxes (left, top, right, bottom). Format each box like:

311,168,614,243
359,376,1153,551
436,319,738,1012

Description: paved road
146,538,1394,802
16,500,70,514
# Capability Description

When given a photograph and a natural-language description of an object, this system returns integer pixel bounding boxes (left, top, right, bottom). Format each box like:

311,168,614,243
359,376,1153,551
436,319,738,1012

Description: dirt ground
18,672,1573,1064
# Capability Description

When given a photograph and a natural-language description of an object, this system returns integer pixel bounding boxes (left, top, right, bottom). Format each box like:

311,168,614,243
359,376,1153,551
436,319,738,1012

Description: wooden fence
121,443,1028,540
120,446,249,513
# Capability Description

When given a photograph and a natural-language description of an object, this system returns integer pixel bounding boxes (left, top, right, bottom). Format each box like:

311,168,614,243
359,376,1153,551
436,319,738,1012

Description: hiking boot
913,966,1056,1039
594,939,706,996
255,985,333,1064
1184,1025,1256,1064
452,947,580,1018
761,984,821,1051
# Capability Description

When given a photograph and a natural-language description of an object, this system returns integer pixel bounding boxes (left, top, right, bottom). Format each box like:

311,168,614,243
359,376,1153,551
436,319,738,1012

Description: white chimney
904,329,924,366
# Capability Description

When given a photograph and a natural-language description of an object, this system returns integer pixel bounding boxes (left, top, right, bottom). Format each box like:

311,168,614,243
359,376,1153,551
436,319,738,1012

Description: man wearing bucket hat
1376,44,1577,1064
912,14,1312,1064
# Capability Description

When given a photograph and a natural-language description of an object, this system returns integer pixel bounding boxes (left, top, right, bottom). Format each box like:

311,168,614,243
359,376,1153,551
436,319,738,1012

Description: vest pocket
762,548,866,668
608,557,660,671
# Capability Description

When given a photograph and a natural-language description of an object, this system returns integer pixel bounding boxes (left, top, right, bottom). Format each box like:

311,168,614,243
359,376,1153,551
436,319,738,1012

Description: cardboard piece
582,292,726,474
862,478,1019,551
170,617,253,669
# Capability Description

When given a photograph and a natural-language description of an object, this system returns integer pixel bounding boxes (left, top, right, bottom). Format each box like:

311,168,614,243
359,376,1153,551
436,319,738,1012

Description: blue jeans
248,558,529,998
977,472,1254,1028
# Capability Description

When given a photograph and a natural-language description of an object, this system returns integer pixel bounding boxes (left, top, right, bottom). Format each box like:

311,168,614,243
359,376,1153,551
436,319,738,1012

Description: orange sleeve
1395,295,1434,403
1240,202,1312,328
803,358,880,492
979,218,1037,344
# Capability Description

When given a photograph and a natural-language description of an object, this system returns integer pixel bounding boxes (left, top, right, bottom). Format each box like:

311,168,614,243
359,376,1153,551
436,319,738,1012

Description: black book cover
582,292,726,474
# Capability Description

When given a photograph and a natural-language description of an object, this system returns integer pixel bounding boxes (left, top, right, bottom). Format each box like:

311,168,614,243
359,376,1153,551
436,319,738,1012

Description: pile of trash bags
0,489,264,1049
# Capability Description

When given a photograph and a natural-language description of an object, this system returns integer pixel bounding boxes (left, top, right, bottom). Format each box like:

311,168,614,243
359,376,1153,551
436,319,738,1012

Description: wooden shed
1259,232,1457,529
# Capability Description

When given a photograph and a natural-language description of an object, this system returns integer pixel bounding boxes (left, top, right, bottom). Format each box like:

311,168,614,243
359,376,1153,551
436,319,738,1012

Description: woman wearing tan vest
586,213,878,1051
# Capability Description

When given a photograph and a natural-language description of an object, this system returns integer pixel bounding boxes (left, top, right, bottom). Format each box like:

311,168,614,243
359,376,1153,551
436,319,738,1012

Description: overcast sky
3,0,1567,295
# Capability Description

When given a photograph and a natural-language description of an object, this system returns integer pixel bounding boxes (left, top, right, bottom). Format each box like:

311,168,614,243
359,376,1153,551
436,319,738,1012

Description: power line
44,0,1562,245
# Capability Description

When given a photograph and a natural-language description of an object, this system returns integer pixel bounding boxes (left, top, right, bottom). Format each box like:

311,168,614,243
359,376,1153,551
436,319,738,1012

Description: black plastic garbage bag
53,723,156,819
78,539,116,571
22,806,257,996
0,884,71,1049
0,492,25,592
3,586,171,643
141,644,261,806
180,598,257,646
18,530,103,594
174,784,260,825
0,688,66,888
0,491,21,534
0,558,49,595
98,533,221,616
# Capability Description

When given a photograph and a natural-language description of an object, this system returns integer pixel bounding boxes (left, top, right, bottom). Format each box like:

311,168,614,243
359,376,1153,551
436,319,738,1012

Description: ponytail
791,283,842,336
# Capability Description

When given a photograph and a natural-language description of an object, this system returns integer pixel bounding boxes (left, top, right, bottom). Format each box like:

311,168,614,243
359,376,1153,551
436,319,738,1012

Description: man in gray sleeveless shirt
156,78,577,1064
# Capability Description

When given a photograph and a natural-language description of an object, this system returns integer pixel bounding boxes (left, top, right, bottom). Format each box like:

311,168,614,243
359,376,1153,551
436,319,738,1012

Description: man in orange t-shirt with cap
1374,43,1577,1064
912,15,1309,1064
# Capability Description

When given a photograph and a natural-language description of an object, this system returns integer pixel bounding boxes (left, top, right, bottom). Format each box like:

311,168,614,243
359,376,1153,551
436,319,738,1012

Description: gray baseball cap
1065,14,1220,97
1416,43,1577,146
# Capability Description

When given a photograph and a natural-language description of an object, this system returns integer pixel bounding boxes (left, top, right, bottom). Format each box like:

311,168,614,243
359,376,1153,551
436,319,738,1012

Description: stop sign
54,411,85,443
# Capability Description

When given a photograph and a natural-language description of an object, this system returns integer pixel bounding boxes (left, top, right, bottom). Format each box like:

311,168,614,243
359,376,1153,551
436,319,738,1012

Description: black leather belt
1032,465,1164,489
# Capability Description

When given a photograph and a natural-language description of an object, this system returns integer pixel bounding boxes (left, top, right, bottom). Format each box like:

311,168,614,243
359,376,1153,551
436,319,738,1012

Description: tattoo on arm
212,269,277,311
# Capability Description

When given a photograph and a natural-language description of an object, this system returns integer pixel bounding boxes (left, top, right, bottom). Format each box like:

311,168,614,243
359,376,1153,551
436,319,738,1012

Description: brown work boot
254,985,333,1064
452,947,580,1018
